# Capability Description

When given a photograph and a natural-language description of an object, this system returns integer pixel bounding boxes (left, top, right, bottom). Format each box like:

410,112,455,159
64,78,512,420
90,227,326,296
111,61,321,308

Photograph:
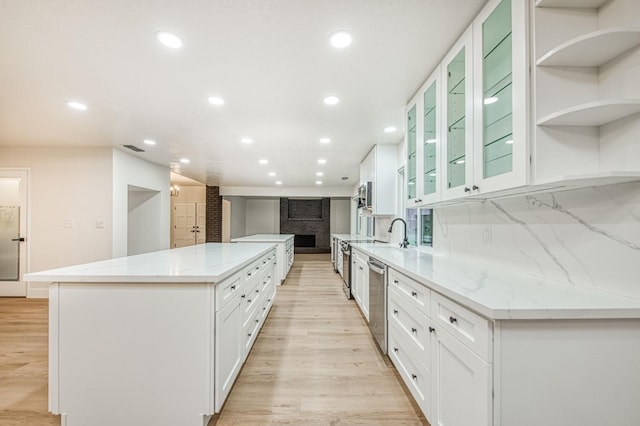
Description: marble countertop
351,243,640,320
332,234,377,242
231,234,294,243
25,243,277,283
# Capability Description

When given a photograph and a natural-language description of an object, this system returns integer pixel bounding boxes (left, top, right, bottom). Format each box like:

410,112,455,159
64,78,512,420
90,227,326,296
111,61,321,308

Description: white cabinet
359,144,397,215
352,248,369,320
533,0,640,186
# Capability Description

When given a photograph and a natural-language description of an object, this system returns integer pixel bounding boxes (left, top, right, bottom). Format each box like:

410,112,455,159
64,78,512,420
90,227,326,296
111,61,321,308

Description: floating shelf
537,99,640,126
535,171,640,188
537,28,640,67
535,0,608,8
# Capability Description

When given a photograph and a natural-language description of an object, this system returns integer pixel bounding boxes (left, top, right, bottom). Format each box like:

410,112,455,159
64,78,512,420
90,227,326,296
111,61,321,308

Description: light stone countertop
231,234,294,243
351,243,640,320
25,243,277,283
332,234,377,242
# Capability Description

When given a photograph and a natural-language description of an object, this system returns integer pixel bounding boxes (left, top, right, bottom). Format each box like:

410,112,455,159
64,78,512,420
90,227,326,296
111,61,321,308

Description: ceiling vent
122,144,145,153
341,176,349,181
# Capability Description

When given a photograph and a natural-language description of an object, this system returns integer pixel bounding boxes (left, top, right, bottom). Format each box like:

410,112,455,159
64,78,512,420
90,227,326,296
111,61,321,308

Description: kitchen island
351,243,640,426
25,243,278,426
231,234,294,284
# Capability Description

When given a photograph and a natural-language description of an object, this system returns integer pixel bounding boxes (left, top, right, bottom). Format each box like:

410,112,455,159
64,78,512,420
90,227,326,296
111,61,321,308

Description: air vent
341,176,349,181
122,144,145,153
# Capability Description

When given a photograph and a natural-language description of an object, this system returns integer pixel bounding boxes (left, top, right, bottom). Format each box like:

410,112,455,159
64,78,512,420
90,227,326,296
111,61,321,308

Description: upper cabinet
361,144,397,216
404,0,640,207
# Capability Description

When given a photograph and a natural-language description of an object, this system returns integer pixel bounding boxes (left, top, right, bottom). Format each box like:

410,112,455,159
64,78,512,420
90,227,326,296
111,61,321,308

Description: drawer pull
247,272,253,277
231,285,236,290
449,316,458,324
255,319,259,323
411,327,417,333
241,294,246,299
263,307,267,311
429,327,435,333
255,266,260,270
256,289,260,293
248,332,252,337
393,347,399,353
411,374,418,380
411,291,417,297
247,299,252,303
393,309,398,315
393,279,398,284
268,299,271,302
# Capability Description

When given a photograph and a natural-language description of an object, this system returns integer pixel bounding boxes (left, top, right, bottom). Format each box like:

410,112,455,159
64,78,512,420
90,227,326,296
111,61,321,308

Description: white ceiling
0,0,486,191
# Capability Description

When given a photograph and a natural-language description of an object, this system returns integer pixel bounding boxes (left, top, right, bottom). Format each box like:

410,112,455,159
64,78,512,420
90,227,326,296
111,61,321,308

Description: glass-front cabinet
472,0,528,194
441,28,474,201
406,66,441,207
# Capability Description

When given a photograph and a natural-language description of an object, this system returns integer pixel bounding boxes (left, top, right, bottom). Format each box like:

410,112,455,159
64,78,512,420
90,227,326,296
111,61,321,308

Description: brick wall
206,186,222,242
280,198,330,252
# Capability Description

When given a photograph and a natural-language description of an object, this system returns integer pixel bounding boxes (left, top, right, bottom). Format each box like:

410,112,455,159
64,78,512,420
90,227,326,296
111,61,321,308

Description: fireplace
294,234,316,247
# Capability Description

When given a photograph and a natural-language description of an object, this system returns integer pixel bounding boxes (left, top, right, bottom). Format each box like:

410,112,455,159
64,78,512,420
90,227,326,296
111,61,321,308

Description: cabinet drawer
244,258,262,280
388,286,433,368
353,249,368,264
388,321,432,418
431,292,491,361
388,268,430,316
241,280,261,320
242,308,261,357
260,285,275,321
215,272,242,311
260,251,276,269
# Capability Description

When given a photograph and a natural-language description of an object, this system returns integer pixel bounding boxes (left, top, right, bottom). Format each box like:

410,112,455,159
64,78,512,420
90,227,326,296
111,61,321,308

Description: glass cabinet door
423,81,437,196
407,104,417,201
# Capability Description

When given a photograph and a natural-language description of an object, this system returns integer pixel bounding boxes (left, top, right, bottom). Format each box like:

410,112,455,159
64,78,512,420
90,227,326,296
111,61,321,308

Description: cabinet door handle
248,272,253,276
231,285,236,290
464,187,471,193
411,327,417,333
411,291,417,297
255,266,260,270
241,294,246,299
393,279,398,284
248,332,252,337
472,185,479,191
255,319,259,323
263,307,267,311
429,327,435,333
255,289,260,294
411,374,418,380
393,309,398,315
393,347,399,353
449,316,458,324
247,299,252,303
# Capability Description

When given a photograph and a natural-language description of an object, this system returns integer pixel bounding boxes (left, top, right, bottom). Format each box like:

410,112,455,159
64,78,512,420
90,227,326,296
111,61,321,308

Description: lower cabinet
214,249,277,413
352,249,369,321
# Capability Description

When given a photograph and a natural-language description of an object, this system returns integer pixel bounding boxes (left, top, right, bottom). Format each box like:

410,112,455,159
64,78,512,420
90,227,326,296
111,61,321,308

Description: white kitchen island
25,243,279,426
230,234,294,284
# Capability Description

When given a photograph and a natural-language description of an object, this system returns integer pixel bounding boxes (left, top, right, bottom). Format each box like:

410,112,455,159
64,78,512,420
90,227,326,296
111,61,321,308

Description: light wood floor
0,254,428,425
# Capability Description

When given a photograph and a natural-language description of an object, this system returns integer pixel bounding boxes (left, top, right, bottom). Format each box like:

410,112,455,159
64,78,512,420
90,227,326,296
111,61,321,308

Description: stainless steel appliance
341,240,351,299
367,257,387,354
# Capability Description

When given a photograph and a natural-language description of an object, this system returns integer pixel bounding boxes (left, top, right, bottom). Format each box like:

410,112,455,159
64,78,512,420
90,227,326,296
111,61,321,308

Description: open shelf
535,0,608,8
537,27,640,67
537,99,640,126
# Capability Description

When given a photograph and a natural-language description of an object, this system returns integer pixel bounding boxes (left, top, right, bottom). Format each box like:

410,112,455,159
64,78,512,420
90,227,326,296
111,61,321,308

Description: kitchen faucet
388,218,409,248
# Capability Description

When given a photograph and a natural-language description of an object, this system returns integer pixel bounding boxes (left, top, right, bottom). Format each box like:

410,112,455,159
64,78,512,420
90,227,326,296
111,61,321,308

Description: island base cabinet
214,296,243,412
433,327,492,426
494,319,640,426
49,283,216,426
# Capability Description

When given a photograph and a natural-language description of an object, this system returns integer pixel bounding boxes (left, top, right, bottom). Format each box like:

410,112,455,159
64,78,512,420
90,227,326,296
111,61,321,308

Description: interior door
0,170,28,297
173,202,197,248
196,202,206,244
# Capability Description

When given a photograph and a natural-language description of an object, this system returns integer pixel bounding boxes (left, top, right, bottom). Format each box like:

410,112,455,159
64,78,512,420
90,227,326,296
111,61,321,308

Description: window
405,207,433,248
406,208,418,246
420,209,433,246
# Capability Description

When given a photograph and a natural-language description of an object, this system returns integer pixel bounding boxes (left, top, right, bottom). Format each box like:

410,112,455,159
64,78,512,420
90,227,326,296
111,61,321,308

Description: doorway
0,170,28,297
172,202,206,248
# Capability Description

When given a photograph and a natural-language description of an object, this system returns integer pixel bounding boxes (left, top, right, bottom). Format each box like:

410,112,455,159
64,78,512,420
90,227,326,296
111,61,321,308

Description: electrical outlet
482,226,492,243
96,219,105,229
64,219,74,228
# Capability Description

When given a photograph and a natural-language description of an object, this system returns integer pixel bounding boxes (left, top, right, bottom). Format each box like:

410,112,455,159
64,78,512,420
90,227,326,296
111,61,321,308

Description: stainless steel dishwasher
367,257,387,354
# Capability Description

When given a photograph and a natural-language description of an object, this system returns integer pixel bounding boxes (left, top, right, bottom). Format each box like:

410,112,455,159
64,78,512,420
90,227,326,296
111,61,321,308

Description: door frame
0,168,30,297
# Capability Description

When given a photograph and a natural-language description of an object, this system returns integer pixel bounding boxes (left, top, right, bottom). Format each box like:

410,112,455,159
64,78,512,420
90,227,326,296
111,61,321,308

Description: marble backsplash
433,181,640,299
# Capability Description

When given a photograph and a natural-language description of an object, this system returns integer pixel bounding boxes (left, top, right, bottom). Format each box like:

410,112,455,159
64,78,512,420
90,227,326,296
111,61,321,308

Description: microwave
357,181,373,210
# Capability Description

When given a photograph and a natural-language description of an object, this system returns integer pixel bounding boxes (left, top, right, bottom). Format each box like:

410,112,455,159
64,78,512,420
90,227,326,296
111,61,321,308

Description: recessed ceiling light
316,181,323,185
329,30,353,49
484,96,498,105
66,101,87,111
456,159,465,164
259,159,268,165
268,172,276,177
208,96,225,106
317,159,327,164
275,181,282,185
323,95,340,105
320,138,331,144
505,139,514,144
408,181,415,185
316,172,324,176
426,139,437,144
155,31,183,49
180,158,190,164
384,126,396,133
143,139,156,146
241,137,253,144
429,173,437,177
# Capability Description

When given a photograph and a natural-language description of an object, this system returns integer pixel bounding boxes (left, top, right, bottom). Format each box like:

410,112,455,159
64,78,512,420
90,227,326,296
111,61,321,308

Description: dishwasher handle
367,260,386,275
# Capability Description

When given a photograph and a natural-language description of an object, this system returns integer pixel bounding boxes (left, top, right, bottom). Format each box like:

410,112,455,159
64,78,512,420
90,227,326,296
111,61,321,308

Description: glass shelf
423,81,437,196
407,103,417,200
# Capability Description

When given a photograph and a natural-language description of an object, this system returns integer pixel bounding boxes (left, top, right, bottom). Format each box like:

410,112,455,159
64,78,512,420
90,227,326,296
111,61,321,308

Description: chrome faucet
388,218,409,248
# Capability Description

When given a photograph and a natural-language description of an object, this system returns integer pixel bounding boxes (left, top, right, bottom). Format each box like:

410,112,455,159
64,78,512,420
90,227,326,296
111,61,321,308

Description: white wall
245,198,280,235
128,186,162,256
225,196,246,239
433,181,640,299
0,179,20,204
0,147,113,297
330,198,351,235
112,149,170,258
